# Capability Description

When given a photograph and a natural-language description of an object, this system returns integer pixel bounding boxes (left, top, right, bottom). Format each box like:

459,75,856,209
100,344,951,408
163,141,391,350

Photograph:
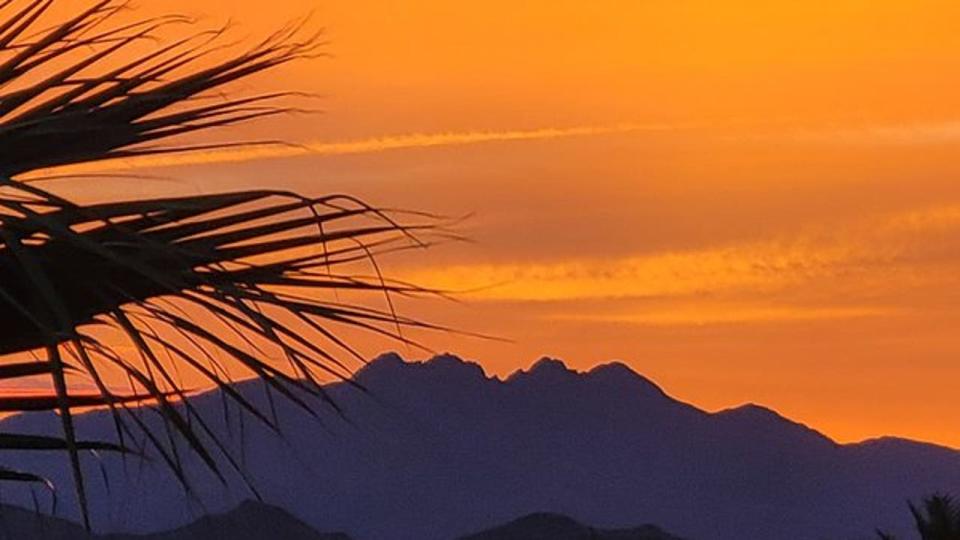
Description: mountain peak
847,436,960,456
362,350,406,370
351,352,405,383
717,402,782,419
427,352,483,372
714,403,837,448
506,357,576,383
714,403,811,429
503,359,673,403
529,356,574,375
462,512,687,540
0,501,348,540
587,360,635,376
353,351,488,387
586,361,668,395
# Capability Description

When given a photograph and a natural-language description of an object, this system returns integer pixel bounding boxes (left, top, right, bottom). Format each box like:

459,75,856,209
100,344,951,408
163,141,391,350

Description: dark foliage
878,494,960,540
0,0,443,529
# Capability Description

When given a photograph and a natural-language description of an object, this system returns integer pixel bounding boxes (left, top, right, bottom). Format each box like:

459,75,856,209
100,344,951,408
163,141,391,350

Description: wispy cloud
24,123,687,178
734,121,960,146
399,241,877,302
395,202,960,325
30,119,960,179
549,305,895,326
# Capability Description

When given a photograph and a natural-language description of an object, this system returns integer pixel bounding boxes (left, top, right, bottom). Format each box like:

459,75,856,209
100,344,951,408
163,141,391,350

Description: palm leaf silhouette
910,495,960,540
878,494,960,540
0,0,442,528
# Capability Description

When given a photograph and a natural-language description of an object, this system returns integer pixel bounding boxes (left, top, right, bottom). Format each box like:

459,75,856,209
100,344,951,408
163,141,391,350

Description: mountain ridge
0,352,955,540
354,352,911,450
0,500,347,540
0,503,688,540
458,512,686,540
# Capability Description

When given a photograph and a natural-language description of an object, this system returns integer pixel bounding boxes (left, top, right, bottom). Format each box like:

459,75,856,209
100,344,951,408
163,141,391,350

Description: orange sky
35,1,960,447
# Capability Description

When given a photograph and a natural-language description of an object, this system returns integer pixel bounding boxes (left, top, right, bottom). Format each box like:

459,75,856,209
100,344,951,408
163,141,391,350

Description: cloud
394,202,960,325
398,240,875,302
23,123,688,178
548,305,894,326
734,121,960,146
28,119,960,180
881,204,960,233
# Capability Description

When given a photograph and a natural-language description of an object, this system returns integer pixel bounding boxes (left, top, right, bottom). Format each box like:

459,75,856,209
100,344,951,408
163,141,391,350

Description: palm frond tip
0,0,323,176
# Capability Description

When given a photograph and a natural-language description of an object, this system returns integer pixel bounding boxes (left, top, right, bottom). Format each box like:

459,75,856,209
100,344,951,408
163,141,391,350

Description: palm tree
878,494,960,540
0,0,443,528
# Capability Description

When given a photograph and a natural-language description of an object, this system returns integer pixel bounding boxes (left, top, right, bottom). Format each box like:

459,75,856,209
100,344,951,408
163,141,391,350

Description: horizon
17,0,960,449
1,343,952,540
8,350,937,449
242,350,960,450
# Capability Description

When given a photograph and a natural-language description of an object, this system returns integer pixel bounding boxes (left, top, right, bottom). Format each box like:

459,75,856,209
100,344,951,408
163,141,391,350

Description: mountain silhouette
0,500,347,540
0,353,956,539
459,512,685,540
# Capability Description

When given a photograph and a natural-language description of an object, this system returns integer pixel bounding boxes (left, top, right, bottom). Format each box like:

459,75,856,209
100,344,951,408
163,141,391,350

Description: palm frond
0,0,323,176
910,494,960,540
0,0,451,529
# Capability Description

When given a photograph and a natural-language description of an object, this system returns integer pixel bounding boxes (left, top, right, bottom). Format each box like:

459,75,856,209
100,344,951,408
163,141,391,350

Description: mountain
0,501,347,540
0,352,956,540
459,513,685,540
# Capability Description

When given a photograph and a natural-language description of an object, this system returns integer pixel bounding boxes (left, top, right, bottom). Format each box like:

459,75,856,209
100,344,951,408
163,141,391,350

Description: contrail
25,122,687,177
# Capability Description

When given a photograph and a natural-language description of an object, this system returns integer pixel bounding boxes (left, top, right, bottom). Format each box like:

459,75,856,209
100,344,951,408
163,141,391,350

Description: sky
37,1,960,447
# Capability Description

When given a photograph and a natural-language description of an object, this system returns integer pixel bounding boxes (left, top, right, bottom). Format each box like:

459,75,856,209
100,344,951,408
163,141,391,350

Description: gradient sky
41,1,960,447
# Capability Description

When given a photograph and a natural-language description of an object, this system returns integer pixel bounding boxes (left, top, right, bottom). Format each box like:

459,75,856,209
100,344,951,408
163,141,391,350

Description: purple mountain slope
0,353,955,540
459,512,685,540
0,501,348,540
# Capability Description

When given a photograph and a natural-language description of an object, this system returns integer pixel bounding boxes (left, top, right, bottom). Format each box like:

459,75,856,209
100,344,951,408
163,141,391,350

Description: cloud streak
549,305,895,326
728,120,960,146
394,202,960,325
29,119,960,179
399,241,873,302
25,123,686,178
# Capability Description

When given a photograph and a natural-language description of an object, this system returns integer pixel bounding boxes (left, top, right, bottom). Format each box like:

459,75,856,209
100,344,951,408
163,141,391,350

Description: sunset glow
48,0,960,448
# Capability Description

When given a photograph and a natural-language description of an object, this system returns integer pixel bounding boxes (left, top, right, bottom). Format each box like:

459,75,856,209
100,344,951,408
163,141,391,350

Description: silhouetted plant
877,494,960,540
0,0,444,528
